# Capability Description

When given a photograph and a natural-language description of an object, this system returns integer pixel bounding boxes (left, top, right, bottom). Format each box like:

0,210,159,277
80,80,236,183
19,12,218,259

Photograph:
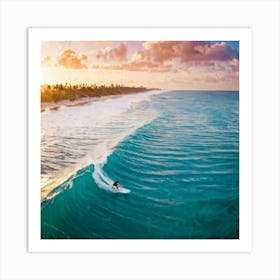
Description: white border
1,1,279,279
28,27,252,253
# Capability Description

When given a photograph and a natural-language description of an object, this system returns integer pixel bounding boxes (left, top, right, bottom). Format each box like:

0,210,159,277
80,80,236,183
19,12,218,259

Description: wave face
41,90,239,239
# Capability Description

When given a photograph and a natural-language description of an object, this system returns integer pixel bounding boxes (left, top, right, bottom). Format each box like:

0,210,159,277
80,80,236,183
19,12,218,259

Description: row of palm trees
41,83,151,103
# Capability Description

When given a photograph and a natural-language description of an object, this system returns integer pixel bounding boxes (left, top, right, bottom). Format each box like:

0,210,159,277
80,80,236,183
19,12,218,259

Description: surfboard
111,186,131,194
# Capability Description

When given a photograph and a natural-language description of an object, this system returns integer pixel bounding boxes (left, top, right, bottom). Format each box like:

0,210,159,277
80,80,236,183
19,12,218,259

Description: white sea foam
92,159,113,191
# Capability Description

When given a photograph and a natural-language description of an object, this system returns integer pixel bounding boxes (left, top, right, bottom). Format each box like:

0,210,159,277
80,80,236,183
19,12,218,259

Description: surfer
112,181,120,191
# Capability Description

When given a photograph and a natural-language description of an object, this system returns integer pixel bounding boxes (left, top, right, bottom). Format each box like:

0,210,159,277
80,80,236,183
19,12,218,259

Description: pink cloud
90,41,238,74
92,48,175,72
96,43,127,61
143,41,238,64
91,50,173,73
57,49,88,69
127,50,159,70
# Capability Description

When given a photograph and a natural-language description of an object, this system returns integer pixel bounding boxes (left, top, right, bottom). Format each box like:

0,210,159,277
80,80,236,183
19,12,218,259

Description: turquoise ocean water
41,90,239,239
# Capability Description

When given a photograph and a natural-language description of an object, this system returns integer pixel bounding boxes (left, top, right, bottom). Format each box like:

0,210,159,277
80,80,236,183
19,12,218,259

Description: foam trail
92,159,115,192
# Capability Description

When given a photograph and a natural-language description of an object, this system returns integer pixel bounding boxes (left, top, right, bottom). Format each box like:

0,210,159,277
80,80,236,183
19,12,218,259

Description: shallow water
41,90,239,239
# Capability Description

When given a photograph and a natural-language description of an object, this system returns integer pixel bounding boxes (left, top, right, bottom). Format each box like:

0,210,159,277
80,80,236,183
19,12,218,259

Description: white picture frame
1,0,279,279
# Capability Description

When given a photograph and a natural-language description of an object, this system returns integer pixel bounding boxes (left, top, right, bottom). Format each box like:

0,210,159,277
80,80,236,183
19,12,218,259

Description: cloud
41,56,53,67
143,41,238,64
92,41,239,73
91,51,173,72
227,58,239,72
57,49,88,69
92,49,174,72
96,43,127,61
42,41,239,81
125,50,161,71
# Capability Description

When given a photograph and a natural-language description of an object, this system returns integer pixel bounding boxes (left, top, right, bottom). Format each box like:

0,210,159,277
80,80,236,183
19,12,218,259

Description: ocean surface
41,90,239,239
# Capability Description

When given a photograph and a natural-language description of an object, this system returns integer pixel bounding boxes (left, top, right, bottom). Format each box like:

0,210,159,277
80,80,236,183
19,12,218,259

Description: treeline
41,83,154,103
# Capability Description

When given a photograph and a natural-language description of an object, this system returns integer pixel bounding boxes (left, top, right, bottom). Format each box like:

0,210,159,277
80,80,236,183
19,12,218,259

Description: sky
41,41,239,90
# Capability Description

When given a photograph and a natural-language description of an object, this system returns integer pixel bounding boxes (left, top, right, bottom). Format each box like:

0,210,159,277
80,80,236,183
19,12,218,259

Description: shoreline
41,89,162,112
